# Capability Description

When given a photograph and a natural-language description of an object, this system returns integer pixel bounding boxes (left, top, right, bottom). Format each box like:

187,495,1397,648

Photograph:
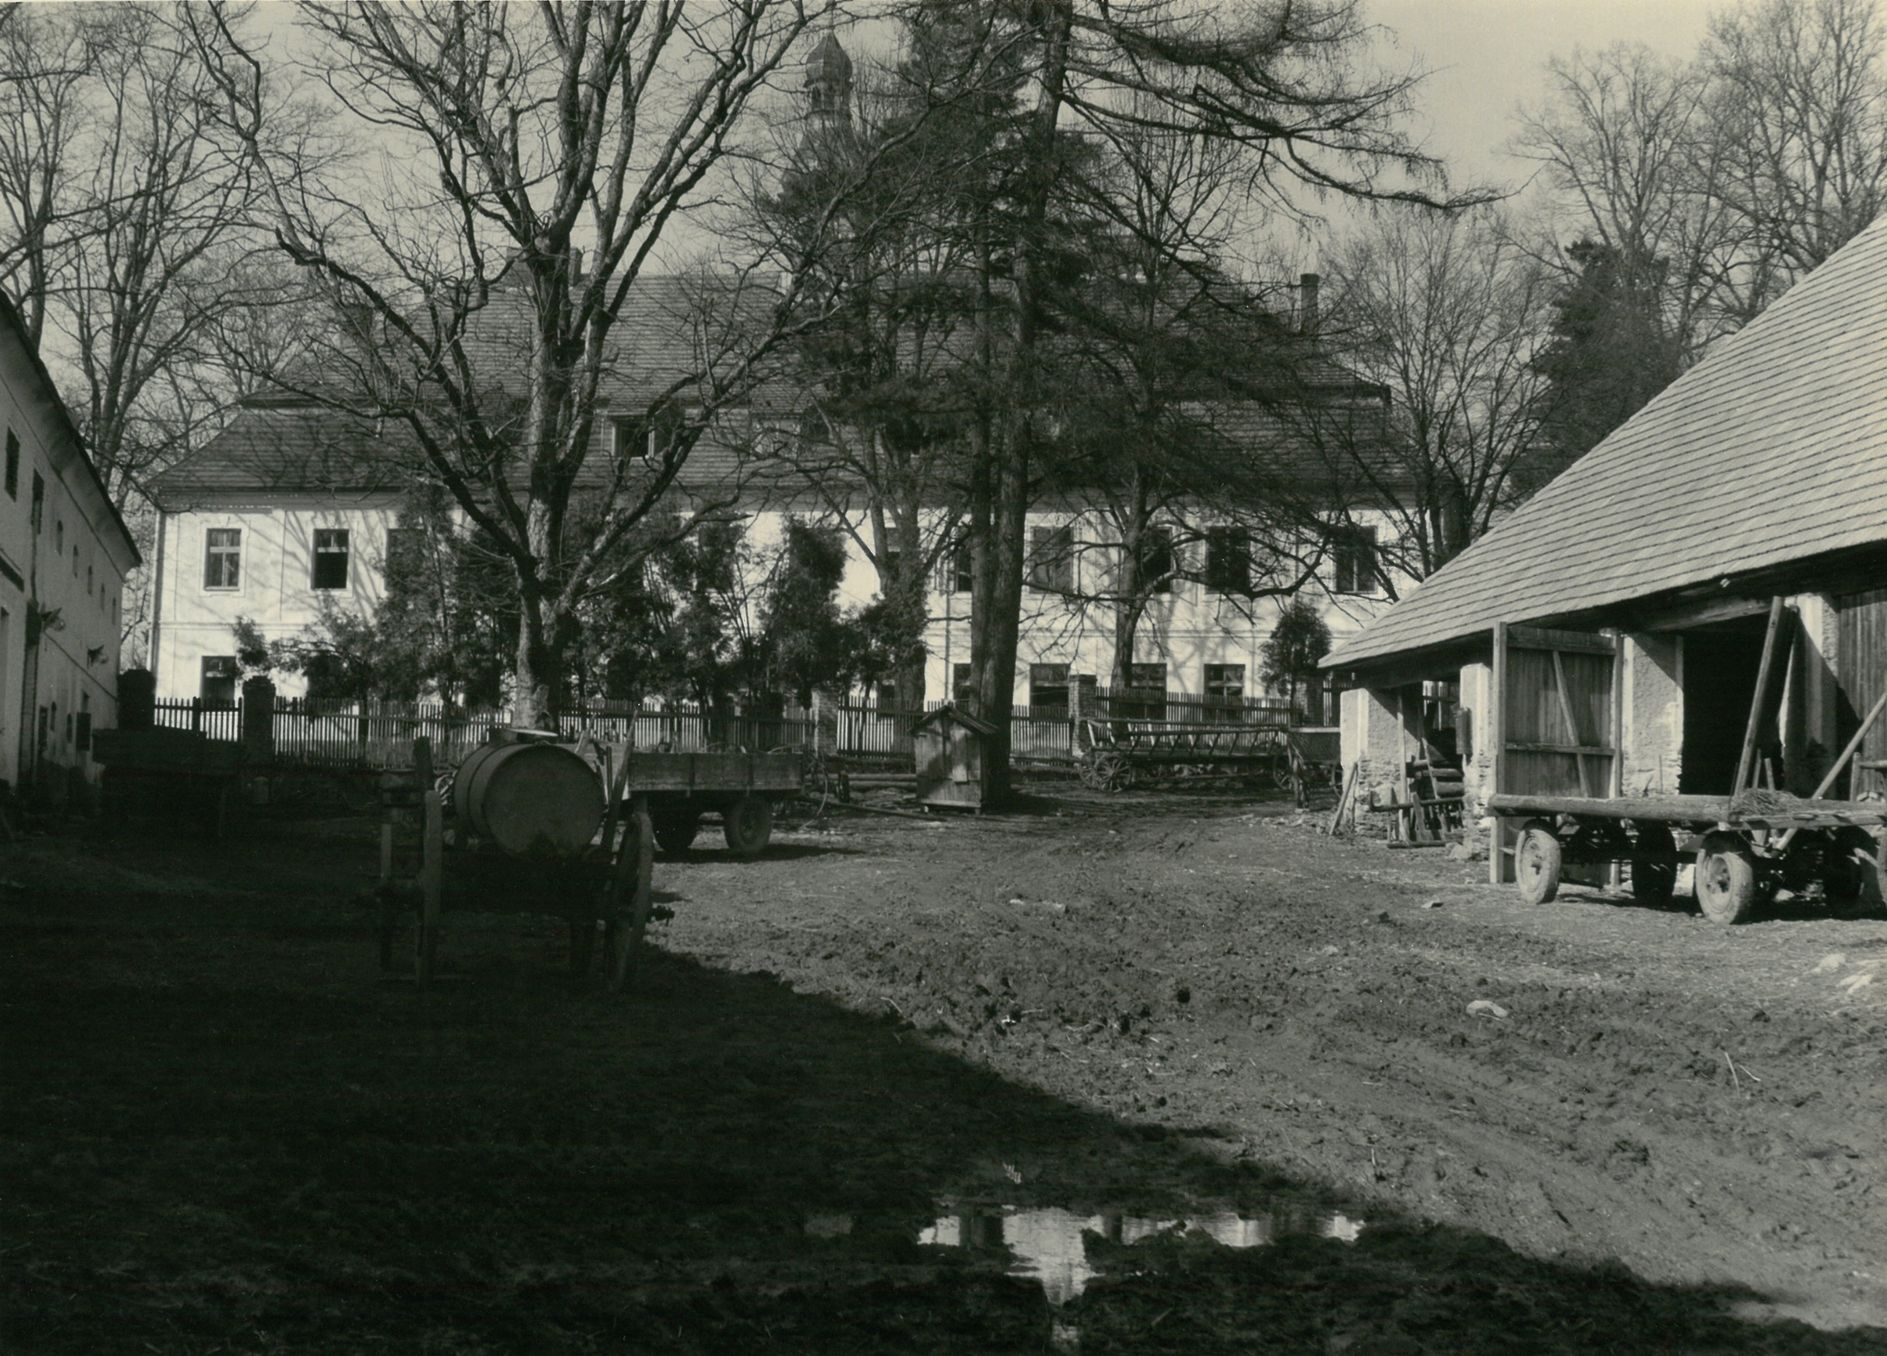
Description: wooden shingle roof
1325,214,1887,671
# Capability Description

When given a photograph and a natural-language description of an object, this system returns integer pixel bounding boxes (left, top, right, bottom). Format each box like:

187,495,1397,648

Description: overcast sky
1370,0,1724,189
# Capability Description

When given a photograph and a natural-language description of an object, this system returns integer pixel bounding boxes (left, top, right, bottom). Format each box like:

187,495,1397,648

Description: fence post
190,697,202,734
118,669,156,731
809,688,841,760
241,677,276,765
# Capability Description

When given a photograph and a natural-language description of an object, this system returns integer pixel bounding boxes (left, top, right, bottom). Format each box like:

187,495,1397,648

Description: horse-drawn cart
1489,790,1886,923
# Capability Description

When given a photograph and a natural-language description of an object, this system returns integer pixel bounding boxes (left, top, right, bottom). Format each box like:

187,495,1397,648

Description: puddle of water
917,1201,1367,1306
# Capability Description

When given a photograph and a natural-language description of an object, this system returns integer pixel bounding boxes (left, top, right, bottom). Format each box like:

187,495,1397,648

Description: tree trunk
968,1,1071,804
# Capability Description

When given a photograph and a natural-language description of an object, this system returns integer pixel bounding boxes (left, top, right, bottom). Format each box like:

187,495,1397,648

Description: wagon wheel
653,808,700,856
1269,754,1295,791
1629,822,1677,909
1514,818,1563,905
1823,827,1884,910
722,794,773,856
1696,831,1760,925
1093,751,1131,793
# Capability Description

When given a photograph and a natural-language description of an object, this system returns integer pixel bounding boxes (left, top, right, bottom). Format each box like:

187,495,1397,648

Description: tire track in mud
663,806,1887,1330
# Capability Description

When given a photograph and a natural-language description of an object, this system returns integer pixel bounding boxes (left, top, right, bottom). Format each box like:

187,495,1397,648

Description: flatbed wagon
585,744,805,857
1488,790,1886,923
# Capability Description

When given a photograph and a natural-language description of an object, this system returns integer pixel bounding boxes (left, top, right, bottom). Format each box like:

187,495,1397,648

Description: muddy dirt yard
4,786,1884,1353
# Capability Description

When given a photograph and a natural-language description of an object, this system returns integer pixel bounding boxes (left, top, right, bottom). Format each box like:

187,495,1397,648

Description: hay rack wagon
1076,718,1293,793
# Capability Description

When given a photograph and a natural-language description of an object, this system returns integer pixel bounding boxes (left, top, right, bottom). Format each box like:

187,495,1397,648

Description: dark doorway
1678,617,1770,795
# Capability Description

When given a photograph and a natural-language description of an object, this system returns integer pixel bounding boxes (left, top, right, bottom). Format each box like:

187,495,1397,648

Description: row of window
956,525,1381,597
192,519,1379,600
203,527,352,591
7,425,117,623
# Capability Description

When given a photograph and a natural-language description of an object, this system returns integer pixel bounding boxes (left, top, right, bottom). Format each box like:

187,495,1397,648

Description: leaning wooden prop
372,729,655,991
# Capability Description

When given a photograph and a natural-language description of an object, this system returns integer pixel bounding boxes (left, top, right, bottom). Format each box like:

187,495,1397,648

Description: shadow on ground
1,830,1880,1353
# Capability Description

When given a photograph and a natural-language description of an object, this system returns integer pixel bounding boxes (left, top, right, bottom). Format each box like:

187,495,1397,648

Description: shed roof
913,703,997,736
1324,214,1887,671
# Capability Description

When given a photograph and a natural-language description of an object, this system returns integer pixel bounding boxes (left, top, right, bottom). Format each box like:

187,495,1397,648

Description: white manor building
145,319,1406,718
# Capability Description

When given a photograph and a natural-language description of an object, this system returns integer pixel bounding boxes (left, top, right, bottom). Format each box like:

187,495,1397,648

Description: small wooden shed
913,705,997,810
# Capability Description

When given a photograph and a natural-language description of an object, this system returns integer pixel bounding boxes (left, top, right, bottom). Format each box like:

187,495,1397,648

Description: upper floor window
204,527,241,590
54,518,63,555
1333,525,1379,596
615,403,687,466
30,472,43,533
1026,525,1074,593
934,538,973,594
4,429,17,499
312,528,350,590
1137,527,1174,594
1205,528,1251,595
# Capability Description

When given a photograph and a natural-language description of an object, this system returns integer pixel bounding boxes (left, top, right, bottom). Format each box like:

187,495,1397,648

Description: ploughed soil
2,782,1883,1352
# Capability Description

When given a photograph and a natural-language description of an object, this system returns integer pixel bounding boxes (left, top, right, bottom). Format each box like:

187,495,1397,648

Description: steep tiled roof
153,272,1395,506
1325,213,1887,670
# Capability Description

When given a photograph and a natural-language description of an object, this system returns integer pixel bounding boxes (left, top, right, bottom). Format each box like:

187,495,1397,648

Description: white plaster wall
0,350,129,787
746,503,1402,707
152,495,402,698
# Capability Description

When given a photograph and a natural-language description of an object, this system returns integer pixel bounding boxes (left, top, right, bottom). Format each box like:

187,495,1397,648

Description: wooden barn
1322,214,1887,920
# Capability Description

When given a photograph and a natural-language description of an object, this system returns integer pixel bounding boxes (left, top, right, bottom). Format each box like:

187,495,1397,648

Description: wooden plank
1733,597,1788,796
1488,792,1727,821
1507,624,1617,656
1503,741,1617,756
1550,648,1594,797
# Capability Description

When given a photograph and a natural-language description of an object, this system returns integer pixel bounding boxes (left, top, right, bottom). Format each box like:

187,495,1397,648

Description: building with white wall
0,292,141,799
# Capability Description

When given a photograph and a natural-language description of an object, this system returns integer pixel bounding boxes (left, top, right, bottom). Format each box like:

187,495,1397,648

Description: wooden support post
1775,685,1887,851
1734,598,1788,797
1489,622,1509,885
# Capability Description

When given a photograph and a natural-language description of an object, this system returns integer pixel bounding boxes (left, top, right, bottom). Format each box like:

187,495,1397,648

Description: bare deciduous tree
1306,208,1557,590
1703,0,1887,280
194,0,857,723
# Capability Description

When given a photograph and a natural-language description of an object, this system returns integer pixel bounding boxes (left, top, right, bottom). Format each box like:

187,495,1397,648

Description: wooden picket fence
149,686,1310,773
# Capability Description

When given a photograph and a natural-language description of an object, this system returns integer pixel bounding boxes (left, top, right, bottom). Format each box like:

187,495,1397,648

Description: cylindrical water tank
452,742,604,858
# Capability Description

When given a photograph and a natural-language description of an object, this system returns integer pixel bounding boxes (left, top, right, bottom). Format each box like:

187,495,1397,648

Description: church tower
803,31,853,132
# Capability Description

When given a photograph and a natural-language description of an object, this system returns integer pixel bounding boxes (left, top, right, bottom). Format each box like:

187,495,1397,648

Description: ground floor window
201,656,238,707
952,662,974,703
1121,662,1167,722
1203,663,1245,702
1028,662,1069,712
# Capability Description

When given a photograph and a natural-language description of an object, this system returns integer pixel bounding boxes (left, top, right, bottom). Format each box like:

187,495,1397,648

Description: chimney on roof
1298,272,1320,336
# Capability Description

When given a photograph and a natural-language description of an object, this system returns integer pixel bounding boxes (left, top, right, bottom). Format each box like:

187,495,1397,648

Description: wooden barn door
1489,623,1622,884
1836,585,1887,799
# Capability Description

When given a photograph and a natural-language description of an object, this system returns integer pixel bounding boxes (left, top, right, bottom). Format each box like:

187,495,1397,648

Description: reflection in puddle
917,1201,1367,1307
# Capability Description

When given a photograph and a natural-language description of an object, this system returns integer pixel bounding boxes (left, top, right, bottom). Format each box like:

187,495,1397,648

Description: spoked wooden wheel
1514,818,1563,905
1093,751,1132,792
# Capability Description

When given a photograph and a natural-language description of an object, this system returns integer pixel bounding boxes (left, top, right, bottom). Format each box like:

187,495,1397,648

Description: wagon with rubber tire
594,747,804,858
1489,791,1886,924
